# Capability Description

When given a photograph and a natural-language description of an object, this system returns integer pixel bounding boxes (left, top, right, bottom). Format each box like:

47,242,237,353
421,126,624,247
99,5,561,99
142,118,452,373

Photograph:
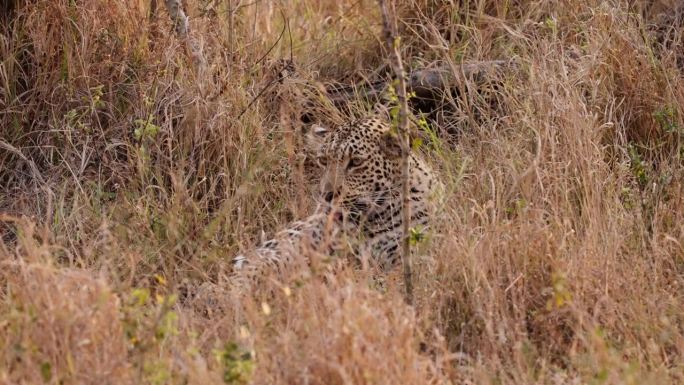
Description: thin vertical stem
378,0,413,305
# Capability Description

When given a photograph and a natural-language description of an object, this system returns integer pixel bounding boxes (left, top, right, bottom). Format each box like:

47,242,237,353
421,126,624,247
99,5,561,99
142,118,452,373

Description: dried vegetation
1,0,684,384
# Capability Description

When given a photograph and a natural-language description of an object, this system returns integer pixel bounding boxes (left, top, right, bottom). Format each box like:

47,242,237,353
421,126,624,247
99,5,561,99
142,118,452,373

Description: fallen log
323,60,515,106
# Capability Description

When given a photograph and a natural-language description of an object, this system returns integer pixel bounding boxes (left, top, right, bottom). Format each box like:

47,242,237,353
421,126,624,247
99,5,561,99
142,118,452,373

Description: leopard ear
303,124,330,156
380,131,403,159
311,124,329,137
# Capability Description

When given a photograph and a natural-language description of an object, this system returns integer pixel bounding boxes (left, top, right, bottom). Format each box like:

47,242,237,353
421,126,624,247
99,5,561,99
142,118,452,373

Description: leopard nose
324,192,334,203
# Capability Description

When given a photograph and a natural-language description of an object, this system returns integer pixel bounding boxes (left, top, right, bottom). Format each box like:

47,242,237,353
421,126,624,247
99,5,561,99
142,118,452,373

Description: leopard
231,115,441,286
308,115,441,269
230,207,356,288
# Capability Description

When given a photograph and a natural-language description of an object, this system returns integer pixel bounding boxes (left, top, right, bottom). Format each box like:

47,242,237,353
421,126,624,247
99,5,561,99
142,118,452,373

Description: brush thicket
1,1,683,384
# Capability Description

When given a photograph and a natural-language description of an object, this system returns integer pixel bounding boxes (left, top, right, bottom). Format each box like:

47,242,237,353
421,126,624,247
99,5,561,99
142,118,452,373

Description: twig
149,0,158,24
164,0,189,38
378,0,413,305
233,76,282,122
252,13,288,70
0,140,45,185
163,0,205,74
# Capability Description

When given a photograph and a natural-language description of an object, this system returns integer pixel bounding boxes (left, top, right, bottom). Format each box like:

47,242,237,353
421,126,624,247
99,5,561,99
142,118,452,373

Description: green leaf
131,288,150,306
40,361,52,382
409,226,426,246
134,114,160,141
60,43,69,82
214,342,255,384
411,137,423,151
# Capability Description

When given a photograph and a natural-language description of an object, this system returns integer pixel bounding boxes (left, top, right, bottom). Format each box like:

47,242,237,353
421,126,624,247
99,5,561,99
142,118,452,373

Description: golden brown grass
1,0,684,384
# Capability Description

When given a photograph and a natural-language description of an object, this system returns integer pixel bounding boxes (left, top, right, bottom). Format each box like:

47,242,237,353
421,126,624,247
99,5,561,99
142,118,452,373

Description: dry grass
1,0,684,384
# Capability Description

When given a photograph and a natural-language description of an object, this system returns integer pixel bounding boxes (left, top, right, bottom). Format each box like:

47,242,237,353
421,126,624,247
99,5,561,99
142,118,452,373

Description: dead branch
163,0,206,75
164,0,189,38
324,60,514,106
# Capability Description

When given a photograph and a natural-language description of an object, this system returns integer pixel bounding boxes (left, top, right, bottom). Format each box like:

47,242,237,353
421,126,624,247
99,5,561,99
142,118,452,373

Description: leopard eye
347,157,365,170
316,155,328,167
